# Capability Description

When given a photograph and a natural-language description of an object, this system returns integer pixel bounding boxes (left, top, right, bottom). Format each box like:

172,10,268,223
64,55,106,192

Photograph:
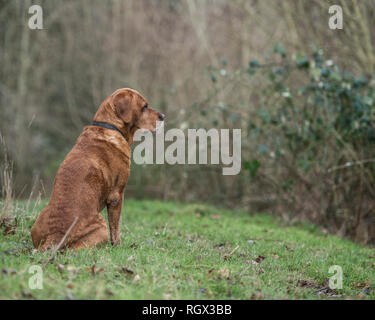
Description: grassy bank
0,199,374,299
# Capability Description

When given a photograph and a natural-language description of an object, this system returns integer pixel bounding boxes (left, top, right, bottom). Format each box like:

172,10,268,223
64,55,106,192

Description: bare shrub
0,134,14,224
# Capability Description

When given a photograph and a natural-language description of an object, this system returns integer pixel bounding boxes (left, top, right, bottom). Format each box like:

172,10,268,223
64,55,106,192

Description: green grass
0,199,374,299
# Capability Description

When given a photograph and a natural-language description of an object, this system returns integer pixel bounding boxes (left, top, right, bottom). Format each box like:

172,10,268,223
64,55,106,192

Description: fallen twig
42,217,78,268
229,245,240,256
327,159,375,172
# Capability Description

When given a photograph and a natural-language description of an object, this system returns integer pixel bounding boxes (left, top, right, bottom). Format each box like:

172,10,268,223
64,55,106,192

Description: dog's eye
142,104,148,111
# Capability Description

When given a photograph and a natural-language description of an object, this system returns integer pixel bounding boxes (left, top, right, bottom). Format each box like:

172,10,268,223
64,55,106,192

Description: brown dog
31,88,164,250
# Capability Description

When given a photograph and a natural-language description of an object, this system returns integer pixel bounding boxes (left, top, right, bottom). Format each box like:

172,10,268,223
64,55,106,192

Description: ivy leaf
257,108,271,123
244,160,261,178
247,67,256,76
273,44,286,58
296,57,309,69
249,60,261,68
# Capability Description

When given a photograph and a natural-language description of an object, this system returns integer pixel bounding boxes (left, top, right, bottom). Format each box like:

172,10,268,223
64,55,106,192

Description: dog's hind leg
68,212,109,250
36,235,62,251
68,224,109,250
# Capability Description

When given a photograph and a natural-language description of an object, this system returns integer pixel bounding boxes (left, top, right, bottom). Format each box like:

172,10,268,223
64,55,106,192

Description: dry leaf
210,214,220,220
121,267,134,276
218,268,229,278
65,293,75,300
67,265,78,274
90,265,104,275
250,292,265,300
223,254,230,261
163,293,172,300
21,290,34,299
351,280,370,289
56,263,65,273
255,255,266,263
105,288,114,296
133,274,141,282
3,224,16,235
1,268,16,275
215,243,226,249
2,217,17,236
66,283,73,289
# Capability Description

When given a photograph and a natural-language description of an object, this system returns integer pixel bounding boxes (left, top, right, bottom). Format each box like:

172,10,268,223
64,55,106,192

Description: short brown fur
31,88,163,250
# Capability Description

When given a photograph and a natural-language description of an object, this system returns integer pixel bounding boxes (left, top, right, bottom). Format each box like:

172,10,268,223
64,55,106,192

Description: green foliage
202,46,375,243
273,43,286,59
249,48,375,171
244,160,261,178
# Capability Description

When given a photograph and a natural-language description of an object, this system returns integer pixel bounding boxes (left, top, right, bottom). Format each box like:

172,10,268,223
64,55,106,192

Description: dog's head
110,88,164,132
94,88,164,144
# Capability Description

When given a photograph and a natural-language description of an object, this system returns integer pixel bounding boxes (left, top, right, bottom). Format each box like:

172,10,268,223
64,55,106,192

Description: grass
0,199,374,300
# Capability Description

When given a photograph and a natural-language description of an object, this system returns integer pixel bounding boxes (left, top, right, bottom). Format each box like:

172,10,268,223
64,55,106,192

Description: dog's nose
159,113,165,121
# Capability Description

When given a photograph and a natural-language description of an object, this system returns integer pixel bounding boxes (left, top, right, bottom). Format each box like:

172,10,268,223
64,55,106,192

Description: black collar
91,121,128,142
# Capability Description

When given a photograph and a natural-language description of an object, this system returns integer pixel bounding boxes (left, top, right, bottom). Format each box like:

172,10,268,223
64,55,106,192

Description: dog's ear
112,91,133,124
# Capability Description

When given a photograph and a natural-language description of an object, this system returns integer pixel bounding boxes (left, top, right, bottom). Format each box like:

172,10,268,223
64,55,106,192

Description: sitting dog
31,88,164,250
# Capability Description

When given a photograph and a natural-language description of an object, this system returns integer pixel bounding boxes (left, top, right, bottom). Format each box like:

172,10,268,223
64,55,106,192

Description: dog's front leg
107,193,123,246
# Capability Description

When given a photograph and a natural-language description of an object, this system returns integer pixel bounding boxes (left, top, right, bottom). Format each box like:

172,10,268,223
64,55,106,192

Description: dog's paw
111,239,121,246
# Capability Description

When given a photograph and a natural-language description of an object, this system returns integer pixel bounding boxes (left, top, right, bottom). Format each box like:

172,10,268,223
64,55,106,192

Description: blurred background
0,0,374,243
